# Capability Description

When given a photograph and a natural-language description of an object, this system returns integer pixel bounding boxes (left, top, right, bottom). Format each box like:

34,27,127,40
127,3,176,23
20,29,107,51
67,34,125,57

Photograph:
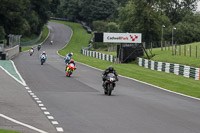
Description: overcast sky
197,2,200,11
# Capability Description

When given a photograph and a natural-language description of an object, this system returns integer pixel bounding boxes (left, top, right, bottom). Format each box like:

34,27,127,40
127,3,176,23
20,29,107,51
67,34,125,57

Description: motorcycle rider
29,47,34,56
37,44,41,51
65,52,73,64
66,59,76,74
41,51,47,58
50,40,53,45
102,65,118,88
41,51,46,56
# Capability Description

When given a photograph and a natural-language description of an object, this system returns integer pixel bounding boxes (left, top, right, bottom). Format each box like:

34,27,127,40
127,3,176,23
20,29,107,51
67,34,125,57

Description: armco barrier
4,45,19,60
20,32,42,46
81,49,116,63
138,57,200,80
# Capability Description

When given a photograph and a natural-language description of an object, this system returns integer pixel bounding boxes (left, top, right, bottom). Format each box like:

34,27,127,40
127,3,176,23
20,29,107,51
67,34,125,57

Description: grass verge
0,129,20,133
21,25,49,52
52,20,200,99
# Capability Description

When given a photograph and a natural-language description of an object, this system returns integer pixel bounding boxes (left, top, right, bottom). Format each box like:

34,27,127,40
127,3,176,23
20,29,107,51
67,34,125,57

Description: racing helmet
71,52,73,56
42,51,46,54
108,65,114,71
70,59,74,63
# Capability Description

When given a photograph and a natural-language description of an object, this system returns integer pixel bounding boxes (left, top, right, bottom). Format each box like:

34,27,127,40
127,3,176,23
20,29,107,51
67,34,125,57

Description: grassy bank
52,20,200,99
146,43,200,68
21,25,49,52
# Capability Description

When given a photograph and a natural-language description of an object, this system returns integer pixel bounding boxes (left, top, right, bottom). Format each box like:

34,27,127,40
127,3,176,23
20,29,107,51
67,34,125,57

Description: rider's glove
116,77,119,81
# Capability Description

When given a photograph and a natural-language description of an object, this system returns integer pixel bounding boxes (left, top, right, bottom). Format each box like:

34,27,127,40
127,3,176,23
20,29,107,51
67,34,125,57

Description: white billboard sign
103,33,142,43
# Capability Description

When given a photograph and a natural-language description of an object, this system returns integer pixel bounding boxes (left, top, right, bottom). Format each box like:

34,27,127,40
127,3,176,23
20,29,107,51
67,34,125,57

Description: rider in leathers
102,65,118,88
65,52,73,65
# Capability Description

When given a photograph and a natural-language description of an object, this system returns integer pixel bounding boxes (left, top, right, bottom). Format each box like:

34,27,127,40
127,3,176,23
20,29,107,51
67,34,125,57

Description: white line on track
0,114,48,133
37,101,42,103
10,60,27,86
34,98,39,100
25,87,30,90
52,121,59,125
47,116,54,120
56,127,64,132
30,93,35,96
44,112,50,115
0,66,26,86
41,107,47,110
39,104,44,107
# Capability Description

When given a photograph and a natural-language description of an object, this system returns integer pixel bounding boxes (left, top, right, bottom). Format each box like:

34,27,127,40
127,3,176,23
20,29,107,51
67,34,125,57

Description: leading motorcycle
40,54,46,65
103,73,117,96
65,63,76,77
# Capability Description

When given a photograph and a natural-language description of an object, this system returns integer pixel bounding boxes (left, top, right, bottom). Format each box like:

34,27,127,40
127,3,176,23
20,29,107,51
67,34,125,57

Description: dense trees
80,0,117,24
0,0,59,40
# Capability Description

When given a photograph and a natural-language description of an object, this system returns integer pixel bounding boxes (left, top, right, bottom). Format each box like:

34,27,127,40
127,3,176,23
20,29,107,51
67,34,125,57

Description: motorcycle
103,73,117,96
40,54,46,65
29,49,34,56
65,63,76,77
50,40,53,45
37,45,41,51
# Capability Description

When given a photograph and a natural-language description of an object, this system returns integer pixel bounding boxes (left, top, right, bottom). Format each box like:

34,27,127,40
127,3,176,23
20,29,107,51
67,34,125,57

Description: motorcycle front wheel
107,84,113,96
41,59,44,65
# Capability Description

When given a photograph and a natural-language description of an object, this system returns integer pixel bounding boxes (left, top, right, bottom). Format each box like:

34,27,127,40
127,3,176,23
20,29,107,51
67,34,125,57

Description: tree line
0,0,60,40
1,0,200,45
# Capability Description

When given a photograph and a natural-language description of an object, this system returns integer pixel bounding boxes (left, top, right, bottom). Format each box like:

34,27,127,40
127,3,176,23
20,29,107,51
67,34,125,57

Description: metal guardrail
0,44,4,52
20,32,42,46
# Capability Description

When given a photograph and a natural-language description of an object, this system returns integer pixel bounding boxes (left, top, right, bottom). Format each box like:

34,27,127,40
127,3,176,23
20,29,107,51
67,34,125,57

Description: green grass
21,34,38,42
53,20,200,99
0,129,20,133
147,43,200,68
21,25,49,52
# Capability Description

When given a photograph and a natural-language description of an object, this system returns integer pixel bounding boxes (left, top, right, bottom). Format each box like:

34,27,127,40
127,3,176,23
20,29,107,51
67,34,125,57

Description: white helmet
71,52,73,56
42,51,46,54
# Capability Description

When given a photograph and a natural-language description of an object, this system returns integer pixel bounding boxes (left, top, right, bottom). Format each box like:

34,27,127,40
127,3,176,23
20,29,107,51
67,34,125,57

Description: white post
183,65,190,78
174,64,179,75
165,63,170,73
151,61,154,70
102,54,105,60
157,62,162,71
144,59,148,68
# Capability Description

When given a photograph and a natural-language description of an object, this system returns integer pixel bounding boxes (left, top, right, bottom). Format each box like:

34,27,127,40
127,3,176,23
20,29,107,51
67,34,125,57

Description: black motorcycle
103,73,117,96
37,45,41,51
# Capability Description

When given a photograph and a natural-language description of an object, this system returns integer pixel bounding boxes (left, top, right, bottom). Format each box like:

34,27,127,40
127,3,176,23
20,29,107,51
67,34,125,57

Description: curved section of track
13,22,200,133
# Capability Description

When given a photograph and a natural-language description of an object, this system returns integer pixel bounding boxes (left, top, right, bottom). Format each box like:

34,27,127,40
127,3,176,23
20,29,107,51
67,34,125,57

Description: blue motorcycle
40,54,46,65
